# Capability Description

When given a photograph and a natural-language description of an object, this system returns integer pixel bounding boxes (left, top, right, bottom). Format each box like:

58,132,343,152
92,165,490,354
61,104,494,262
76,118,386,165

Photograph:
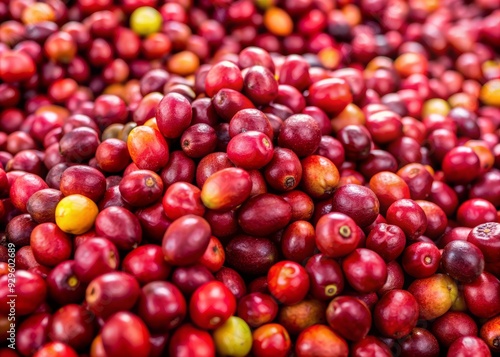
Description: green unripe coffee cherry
213,316,252,357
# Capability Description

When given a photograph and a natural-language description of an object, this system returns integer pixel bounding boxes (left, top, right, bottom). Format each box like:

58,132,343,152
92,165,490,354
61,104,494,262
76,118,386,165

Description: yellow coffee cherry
422,98,450,117
143,118,159,131
480,79,500,107
318,47,341,70
213,316,252,357
55,194,99,235
167,51,200,76
22,3,56,25
263,7,293,37
130,6,163,36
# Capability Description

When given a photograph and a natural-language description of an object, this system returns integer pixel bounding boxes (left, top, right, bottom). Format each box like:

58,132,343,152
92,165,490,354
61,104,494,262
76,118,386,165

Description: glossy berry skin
227,131,274,170
359,150,398,179
330,184,380,228
119,169,164,207
463,272,500,319
479,315,500,353
252,323,292,357
350,336,392,356
171,265,215,296
431,312,478,348
162,215,212,266
264,148,303,192
315,212,361,258
212,88,255,122
307,78,352,116
0,51,37,83
365,110,403,144
181,123,217,158
10,173,48,212
365,223,406,262
337,125,373,161
48,304,95,351
135,202,171,243
228,108,274,140
277,114,321,158
416,200,448,240
168,323,215,357
205,60,243,97
212,316,252,357
33,342,78,357
441,240,484,283
467,222,500,264
408,274,459,321
237,193,292,237
369,171,411,213
295,325,349,357
95,138,130,173
46,261,86,306
267,261,310,305
127,126,169,172
95,206,143,251
342,249,387,293
16,312,51,357
326,296,372,342
200,167,252,211
401,242,441,279
457,198,497,228
85,272,141,319
447,336,491,357
214,267,247,300
73,237,119,283
30,222,72,267
305,254,345,301
243,65,279,106
398,328,440,357
0,270,47,316
397,163,433,200
55,194,99,236
101,312,151,357
281,221,316,263
189,281,237,330
122,244,171,285
442,146,480,184
385,199,427,240
162,182,205,220
377,260,405,296
156,92,192,139
137,281,186,332
200,236,226,273
374,289,420,339
300,155,340,199
237,292,279,328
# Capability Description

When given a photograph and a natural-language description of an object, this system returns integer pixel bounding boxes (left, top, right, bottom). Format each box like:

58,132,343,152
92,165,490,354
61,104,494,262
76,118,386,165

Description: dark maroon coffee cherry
331,184,379,228
441,240,485,283
278,114,321,158
337,125,372,161
398,328,440,357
